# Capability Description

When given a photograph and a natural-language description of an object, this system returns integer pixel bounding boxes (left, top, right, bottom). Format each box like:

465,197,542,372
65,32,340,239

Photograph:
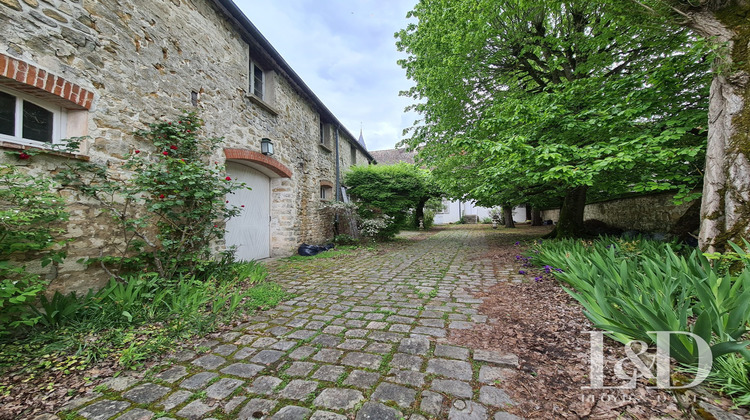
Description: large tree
620,1,749,251
397,0,711,238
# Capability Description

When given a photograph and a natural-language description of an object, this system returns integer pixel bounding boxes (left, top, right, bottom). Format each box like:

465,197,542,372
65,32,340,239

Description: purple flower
544,265,552,273
555,268,564,273
534,276,542,282
519,270,526,275
515,241,520,246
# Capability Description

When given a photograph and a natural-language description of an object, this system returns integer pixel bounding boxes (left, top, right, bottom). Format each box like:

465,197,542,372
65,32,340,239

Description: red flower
18,152,31,160
134,150,140,154
225,176,231,181
170,145,178,150
186,130,191,133
241,205,245,208
159,194,165,199
213,224,218,228
226,200,229,203
178,121,182,124
162,151,169,156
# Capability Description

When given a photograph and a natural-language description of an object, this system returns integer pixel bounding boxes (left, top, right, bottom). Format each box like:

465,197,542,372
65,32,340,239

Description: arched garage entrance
224,148,293,261
225,162,271,260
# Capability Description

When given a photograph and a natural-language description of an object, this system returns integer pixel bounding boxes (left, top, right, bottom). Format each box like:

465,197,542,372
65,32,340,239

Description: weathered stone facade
540,192,699,233
0,0,373,293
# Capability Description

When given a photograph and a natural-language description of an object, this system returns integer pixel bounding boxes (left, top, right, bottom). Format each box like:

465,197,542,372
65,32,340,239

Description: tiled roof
369,148,417,165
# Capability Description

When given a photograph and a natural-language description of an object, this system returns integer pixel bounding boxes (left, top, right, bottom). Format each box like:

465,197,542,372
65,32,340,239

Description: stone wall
540,192,699,233
0,0,370,294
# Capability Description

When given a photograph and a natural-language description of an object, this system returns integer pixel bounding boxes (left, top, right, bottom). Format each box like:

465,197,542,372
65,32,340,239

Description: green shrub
532,237,750,404
333,234,358,246
423,210,435,229
0,166,68,332
533,238,750,365
55,112,244,281
343,163,441,238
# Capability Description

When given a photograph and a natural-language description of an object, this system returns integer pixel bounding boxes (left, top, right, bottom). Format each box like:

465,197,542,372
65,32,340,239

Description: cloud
234,0,418,151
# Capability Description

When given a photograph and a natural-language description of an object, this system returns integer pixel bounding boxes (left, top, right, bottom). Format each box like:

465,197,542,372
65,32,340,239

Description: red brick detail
224,148,293,178
0,53,92,110
320,180,334,188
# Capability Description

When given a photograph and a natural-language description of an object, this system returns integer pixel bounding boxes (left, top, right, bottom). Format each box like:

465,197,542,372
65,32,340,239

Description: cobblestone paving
67,226,523,420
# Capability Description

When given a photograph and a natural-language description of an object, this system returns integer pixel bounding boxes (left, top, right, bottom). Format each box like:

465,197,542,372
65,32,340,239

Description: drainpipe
335,125,341,201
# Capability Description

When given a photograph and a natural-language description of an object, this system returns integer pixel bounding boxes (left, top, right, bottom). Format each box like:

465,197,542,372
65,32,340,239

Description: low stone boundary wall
540,192,699,233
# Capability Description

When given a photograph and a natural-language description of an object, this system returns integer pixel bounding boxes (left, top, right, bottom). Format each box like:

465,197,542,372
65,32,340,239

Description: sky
234,0,419,152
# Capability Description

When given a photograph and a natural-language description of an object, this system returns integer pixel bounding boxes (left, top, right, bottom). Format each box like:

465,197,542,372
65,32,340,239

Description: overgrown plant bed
0,272,288,419
450,231,747,419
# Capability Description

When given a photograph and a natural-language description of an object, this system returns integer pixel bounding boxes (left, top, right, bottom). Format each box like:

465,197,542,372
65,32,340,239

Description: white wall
432,200,527,224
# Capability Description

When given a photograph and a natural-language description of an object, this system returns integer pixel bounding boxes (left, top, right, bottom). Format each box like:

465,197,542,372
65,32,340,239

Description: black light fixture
261,137,274,156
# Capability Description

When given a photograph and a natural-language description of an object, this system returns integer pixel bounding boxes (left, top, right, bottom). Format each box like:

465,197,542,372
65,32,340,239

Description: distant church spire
358,124,367,150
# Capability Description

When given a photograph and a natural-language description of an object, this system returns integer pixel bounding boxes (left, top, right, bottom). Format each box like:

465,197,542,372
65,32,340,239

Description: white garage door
225,162,270,260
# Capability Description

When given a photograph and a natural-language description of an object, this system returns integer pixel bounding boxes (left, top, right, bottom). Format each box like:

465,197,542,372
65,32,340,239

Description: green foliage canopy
343,163,441,236
396,0,711,226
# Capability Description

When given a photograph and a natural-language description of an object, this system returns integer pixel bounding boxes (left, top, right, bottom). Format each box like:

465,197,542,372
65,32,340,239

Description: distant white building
368,148,528,224
432,199,527,225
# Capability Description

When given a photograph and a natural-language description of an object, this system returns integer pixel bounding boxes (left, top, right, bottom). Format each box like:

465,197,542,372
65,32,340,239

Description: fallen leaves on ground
453,229,684,419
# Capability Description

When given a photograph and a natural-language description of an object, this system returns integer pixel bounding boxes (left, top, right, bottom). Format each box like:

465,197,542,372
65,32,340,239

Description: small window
319,122,332,149
0,87,64,146
250,60,265,99
350,143,356,164
320,185,333,201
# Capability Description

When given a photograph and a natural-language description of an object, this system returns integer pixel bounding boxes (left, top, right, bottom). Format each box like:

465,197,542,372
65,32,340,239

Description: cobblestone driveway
67,226,523,420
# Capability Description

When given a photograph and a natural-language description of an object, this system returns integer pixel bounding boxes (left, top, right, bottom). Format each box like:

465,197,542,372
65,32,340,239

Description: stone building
0,0,374,293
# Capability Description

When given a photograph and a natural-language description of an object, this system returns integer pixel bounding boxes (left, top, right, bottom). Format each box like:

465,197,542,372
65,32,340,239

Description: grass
0,262,288,389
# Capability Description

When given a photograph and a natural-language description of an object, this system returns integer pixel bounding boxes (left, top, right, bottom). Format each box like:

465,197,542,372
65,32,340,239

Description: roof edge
209,0,374,162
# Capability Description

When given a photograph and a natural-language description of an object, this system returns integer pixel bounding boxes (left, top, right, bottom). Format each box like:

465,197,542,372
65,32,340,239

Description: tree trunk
688,8,750,252
550,186,588,238
531,208,543,226
502,204,515,228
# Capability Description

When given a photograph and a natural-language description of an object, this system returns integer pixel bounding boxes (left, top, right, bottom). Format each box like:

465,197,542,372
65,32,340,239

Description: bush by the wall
55,112,245,280
0,165,68,332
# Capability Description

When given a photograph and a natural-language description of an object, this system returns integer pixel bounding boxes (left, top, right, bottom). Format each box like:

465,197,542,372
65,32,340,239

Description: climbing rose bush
57,112,245,280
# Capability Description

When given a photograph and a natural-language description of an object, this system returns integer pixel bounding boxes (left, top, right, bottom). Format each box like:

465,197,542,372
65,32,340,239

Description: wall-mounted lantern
261,137,274,156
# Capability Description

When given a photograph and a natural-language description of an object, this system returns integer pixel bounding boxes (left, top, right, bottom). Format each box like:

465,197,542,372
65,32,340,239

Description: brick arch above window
320,180,334,188
0,53,93,110
224,148,292,178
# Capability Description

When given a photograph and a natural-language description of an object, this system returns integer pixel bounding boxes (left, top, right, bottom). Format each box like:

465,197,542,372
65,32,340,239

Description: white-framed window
320,184,333,201
0,86,66,147
250,60,265,99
